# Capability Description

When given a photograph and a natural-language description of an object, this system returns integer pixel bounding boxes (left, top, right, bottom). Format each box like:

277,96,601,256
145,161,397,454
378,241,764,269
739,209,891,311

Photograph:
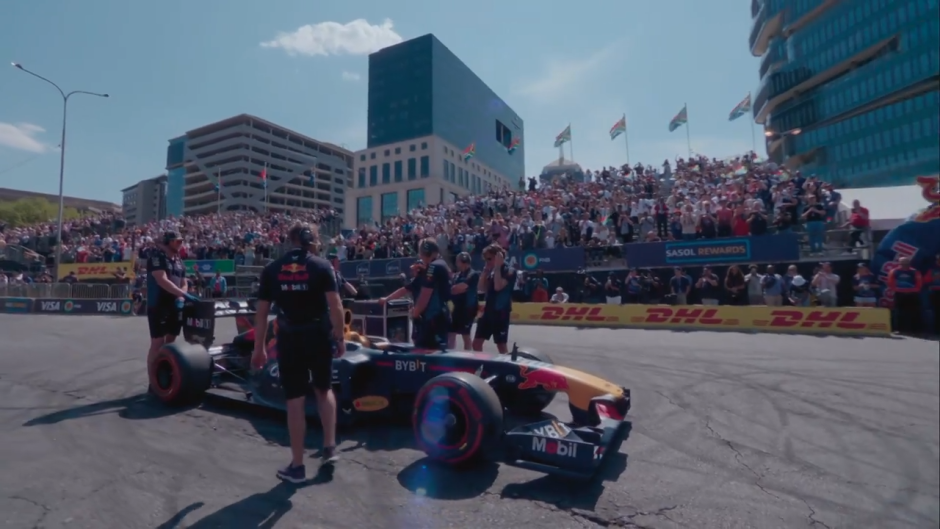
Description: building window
357,196,373,226
370,152,376,160
384,149,390,156
369,166,378,186
395,147,401,155
407,188,425,212
359,154,366,161
421,142,428,150
381,192,398,221
408,158,417,180
409,144,416,152
358,168,366,188
394,160,403,182
420,156,430,178
382,163,391,184
442,160,449,183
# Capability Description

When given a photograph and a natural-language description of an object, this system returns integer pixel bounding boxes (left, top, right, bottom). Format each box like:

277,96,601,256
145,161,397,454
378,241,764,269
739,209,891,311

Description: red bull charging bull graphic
872,175,940,309
517,365,570,391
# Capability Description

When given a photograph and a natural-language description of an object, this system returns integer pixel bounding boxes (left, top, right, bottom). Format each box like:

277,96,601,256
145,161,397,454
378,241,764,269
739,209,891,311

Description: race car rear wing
182,299,256,348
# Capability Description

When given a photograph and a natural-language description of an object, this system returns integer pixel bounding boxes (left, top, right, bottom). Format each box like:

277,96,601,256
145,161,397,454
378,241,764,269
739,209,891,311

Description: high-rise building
121,174,167,226
164,114,353,217
345,34,524,228
751,0,939,188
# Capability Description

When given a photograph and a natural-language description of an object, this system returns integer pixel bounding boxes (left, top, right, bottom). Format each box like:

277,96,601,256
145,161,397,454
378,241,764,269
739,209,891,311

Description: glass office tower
367,34,524,181
751,0,939,188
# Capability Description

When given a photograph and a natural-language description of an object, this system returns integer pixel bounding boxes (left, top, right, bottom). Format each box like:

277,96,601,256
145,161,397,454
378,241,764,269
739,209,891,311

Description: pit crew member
448,252,480,349
146,231,196,369
251,224,346,483
473,244,515,354
384,239,451,350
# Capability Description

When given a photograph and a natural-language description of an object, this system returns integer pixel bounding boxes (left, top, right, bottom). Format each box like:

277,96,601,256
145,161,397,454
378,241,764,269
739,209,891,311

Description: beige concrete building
345,135,514,228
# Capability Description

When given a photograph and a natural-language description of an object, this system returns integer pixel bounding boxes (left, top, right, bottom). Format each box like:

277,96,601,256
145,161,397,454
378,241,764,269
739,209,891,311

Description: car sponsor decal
353,396,389,412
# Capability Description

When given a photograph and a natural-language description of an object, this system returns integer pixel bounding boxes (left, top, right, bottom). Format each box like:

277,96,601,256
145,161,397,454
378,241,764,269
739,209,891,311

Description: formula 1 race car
147,299,632,480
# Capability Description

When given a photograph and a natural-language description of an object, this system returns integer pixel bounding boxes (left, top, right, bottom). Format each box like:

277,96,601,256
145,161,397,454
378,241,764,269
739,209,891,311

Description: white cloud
341,71,361,82
0,122,49,153
261,19,403,57
512,44,618,104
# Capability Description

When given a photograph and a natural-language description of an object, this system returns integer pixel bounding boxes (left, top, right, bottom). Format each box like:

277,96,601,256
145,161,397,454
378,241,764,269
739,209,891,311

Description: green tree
0,197,82,228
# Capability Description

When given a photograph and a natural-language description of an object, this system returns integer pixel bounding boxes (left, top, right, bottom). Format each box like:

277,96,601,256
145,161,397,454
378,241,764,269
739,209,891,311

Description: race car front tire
413,372,503,466
149,342,212,406
505,348,557,415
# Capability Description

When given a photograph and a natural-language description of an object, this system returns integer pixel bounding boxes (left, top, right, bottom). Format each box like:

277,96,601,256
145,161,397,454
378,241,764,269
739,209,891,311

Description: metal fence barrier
0,283,132,299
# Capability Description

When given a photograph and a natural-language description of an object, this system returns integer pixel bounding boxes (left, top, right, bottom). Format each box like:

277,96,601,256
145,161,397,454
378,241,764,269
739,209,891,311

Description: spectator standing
745,265,764,306
788,275,812,307
888,256,923,334
604,273,622,305
724,265,746,305
812,262,840,307
669,267,692,305
841,200,870,252
761,265,784,306
802,196,827,256
697,266,720,305
852,263,879,307
550,287,569,303
208,271,227,299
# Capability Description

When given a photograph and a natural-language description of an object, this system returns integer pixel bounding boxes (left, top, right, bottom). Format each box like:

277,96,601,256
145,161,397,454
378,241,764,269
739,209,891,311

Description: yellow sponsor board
509,303,891,336
58,262,135,281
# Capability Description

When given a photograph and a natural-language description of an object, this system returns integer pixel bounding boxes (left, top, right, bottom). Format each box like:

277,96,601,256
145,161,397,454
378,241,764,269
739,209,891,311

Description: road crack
8,495,51,529
702,418,784,501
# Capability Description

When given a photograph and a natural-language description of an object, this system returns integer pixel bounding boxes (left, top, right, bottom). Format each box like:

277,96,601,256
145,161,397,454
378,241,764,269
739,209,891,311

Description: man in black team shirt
448,252,480,349
251,224,346,483
381,238,451,349
146,231,197,370
473,244,516,354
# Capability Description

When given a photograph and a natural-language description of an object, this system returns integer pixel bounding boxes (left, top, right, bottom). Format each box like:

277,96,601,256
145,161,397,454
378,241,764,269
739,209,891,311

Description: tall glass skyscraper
751,0,939,188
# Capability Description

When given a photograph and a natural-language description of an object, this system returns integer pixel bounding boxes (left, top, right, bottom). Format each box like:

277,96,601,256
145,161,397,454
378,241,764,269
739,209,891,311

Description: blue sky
1,0,762,204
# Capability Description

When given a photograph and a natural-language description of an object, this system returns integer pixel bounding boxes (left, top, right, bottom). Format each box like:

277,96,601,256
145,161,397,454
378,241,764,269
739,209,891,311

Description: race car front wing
501,393,632,480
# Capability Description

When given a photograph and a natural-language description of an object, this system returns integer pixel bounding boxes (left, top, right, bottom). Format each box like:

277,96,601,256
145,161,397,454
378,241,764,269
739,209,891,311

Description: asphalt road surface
1,315,937,529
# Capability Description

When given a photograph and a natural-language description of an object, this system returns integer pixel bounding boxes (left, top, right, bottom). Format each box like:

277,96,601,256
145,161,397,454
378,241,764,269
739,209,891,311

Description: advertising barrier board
0,297,34,314
58,262,136,281
509,303,891,336
624,233,801,268
184,259,236,274
18,298,135,315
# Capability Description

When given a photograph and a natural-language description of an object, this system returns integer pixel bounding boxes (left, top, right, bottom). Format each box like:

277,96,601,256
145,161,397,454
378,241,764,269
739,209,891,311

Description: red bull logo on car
517,365,569,391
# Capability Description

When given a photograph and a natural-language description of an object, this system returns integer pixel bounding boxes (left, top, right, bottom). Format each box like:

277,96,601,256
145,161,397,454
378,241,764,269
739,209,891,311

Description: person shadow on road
154,477,327,529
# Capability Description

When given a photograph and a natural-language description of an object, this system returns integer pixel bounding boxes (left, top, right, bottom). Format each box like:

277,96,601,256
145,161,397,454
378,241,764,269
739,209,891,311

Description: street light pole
11,62,109,282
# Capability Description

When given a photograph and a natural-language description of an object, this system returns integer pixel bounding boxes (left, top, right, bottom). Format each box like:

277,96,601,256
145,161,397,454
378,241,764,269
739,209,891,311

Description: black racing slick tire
506,349,557,416
148,342,212,407
413,372,503,466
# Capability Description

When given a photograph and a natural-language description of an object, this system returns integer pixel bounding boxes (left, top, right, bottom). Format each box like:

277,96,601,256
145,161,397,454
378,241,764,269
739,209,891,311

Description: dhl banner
508,303,892,336
58,262,136,281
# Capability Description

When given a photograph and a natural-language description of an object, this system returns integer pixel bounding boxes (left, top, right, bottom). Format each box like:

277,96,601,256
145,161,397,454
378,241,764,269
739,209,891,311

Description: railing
0,283,134,299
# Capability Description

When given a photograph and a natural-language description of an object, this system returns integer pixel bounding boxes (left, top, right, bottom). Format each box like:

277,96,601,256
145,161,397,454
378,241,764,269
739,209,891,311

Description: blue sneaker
276,463,306,484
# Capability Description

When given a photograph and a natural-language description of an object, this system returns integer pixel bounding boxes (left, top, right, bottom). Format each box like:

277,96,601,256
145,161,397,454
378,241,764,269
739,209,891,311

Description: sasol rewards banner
624,233,801,268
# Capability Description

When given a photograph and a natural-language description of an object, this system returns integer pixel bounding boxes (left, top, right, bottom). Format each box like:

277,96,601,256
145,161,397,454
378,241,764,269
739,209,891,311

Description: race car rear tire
149,342,212,407
506,349,557,416
413,372,503,466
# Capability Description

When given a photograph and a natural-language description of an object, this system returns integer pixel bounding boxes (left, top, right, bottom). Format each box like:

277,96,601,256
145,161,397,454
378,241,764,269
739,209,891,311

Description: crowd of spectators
1,208,339,269
328,152,867,263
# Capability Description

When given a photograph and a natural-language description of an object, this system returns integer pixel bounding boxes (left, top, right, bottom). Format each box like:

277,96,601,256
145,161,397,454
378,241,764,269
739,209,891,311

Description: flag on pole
554,125,571,147
507,137,520,154
668,106,688,132
609,116,627,140
462,143,476,161
728,94,752,122
260,167,267,188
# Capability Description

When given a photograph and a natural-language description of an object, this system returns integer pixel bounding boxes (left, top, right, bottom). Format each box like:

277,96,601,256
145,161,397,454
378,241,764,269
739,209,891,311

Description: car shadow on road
22,393,195,426
154,480,325,529
499,452,629,513
396,458,501,500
